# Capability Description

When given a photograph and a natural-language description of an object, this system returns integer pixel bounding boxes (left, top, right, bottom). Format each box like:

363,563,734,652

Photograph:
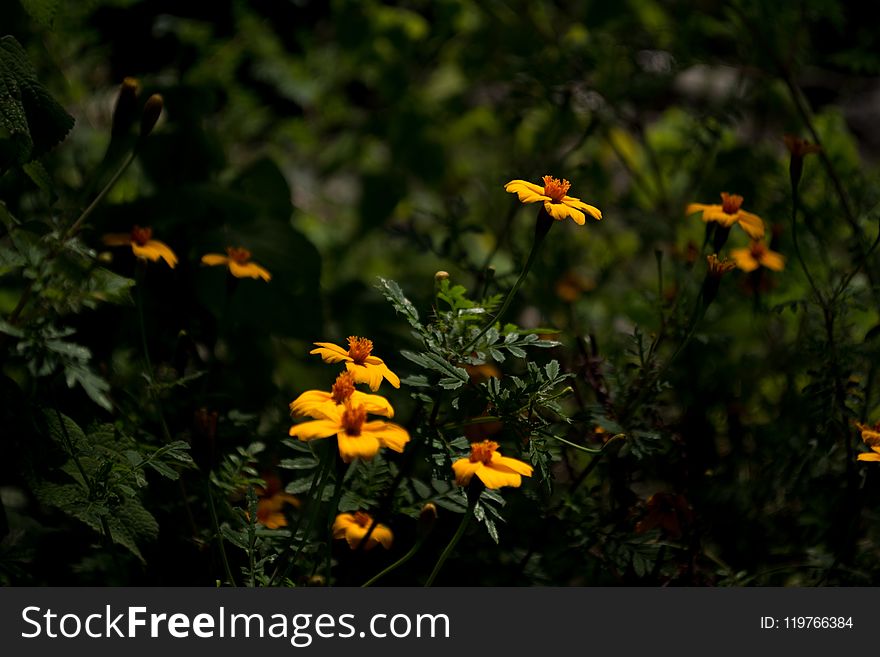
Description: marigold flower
504,175,602,226
856,421,880,461
290,371,394,419
332,511,392,550
201,246,271,281
730,240,785,273
451,440,533,489
256,492,300,529
686,193,765,240
103,225,178,268
706,254,736,277
289,401,409,463
311,336,400,391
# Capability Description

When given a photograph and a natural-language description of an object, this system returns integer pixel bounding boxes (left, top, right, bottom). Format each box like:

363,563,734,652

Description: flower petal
337,431,382,462
730,248,759,272
311,342,352,364
504,180,550,204
857,452,880,462
132,240,178,267
229,260,272,281
451,458,480,486
332,513,356,539
347,362,384,391
201,253,229,266
759,250,785,272
370,524,393,549
544,200,580,223
289,419,340,440
362,421,410,453
103,233,133,246
289,390,334,417
563,196,602,220
351,390,394,417
736,211,765,240
477,465,522,489
491,453,534,477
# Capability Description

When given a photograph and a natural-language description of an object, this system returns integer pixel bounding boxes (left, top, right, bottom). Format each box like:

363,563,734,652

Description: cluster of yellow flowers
102,225,272,281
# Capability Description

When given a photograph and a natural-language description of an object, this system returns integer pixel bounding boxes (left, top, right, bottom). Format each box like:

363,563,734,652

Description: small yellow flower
451,440,533,489
290,371,394,419
311,336,400,391
730,240,785,273
686,193,765,240
504,175,602,225
332,511,392,550
103,225,178,268
856,421,880,462
706,253,736,277
201,246,271,281
256,492,300,529
288,401,409,463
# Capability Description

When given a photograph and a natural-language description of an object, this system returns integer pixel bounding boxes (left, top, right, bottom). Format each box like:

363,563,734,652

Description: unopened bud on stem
140,94,164,137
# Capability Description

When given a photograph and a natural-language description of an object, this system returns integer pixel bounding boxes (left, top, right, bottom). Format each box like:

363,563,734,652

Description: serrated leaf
375,277,422,330
545,360,560,380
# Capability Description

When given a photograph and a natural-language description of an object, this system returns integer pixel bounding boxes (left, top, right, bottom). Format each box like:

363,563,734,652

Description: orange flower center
542,175,571,203
341,403,367,436
749,241,767,258
720,193,744,215
130,225,153,246
352,511,372,527
331,372,356,404
347,336,373,364
469,440,499,464
226,246,252,264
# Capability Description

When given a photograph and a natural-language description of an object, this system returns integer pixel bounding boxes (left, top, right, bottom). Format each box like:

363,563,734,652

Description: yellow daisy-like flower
451,440,533,489
310,336,400,391
290,371,394,419
856,421,880,462
332,511,392,550
256,492,300,529
730,240,785,273
201,246,271,281
504,175,602,226
103,225,178,268
686,193,765,240
289,401,409,463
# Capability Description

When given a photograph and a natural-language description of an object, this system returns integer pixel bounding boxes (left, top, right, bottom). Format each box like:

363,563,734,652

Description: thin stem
790,184,824,305
424,487,480,587
323,457,347,583
362,538,425,587
205,476,236,587
135,265,173,442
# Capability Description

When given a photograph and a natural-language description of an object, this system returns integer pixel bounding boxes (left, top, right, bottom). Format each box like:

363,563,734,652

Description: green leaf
376,277,422,330
19,0,62,28
0,36,75,167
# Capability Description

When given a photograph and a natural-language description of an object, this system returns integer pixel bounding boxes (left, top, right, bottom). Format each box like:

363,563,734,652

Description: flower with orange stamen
504,175,602,226
686,193,765,240
290,371,394,419
730,240,785,273
451,440,533,489
103,225,178,268
256,492,300,529
333,511,392,550
310,336,400,391
201,246,271,281
856,420,880,462
288,401,409,463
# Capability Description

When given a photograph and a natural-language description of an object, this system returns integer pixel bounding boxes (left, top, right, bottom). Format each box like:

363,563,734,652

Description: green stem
324,456,348,584
424,486,480,587
205,476,236,587
135,265,173,442
362,537,425,587
790,184,824,305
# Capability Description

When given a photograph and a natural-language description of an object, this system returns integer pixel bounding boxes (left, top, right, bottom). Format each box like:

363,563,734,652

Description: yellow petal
289,419,340,440
701,208,737,226
730,248,759,272
544,200,581,223
229,260,272,281
380,363,401,388
759,250,785,272
362,421,410,453
736,211,765,240
310,342,351,363
451,458,480,486
332,513,356,538
201,253,229,266
685,203,713,216
563,196,602,220
504,180,549,204
476,465,522,489
103,233,133,246
351,390,394,417
857,452,880,462
133,240,178,268
347,362,384,391
491,453,534,477
289,390,334,417
369,524,394,549
336,431,382,462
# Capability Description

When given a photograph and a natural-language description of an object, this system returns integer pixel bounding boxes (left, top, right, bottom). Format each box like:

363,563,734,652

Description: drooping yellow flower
103,225,178,268
201,246,271,281
504,175,602,226
856,421,880,462
686,193,765,240
730,240,785,273
311,336,400,391
290,371,394,419
451,440,533,489
256,492,300,529
333,511,392,550
289,401,409,463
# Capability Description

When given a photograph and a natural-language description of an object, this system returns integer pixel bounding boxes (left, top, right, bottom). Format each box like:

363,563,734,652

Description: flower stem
362,537,425,587
462,209,553,354
323,456,348,584
205,476,236,587
424,485,481,587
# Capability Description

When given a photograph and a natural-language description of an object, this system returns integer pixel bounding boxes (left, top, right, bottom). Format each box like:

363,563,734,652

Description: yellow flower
201,246,271,281
451,440,533,489
311,336,400,391
730,240,785,273
289,401,409,463
332,511,392,550
856,421,880,462
686,193,765,240
290,371,394,419
256,492,300,529
504,175,602,225
103,225,178,268
706,253,736,277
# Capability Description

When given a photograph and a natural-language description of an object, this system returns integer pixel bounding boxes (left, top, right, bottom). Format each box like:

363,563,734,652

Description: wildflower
332,511,392,550
856,421,880,461
256,492,300,529
103,225,178,268
783,134,821,190
201,246,271,281
288,401,410,463
706,254,736,277
504,175,602,226
451,440,533,489
311,336,400,391
290,371,394,419
730,240,785,273
686,193,765,240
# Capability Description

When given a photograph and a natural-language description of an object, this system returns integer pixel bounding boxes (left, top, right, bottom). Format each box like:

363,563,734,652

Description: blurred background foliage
2,0,880,585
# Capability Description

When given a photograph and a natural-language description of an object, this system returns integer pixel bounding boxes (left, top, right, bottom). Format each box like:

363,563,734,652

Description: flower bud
112,77,140,137
417,502,438,537
434,271,449,282
140,94,164,137
783,134,821,192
